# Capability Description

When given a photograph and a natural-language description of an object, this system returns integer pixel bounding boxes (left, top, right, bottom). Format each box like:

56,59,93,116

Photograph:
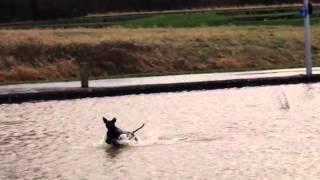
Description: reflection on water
105,146,132,159
1,83,320,179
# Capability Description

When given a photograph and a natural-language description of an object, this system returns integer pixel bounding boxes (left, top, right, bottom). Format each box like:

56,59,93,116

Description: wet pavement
0,68,319,95
1,68,320,104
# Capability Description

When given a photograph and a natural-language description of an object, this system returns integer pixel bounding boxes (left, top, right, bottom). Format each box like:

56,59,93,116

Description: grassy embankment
2,5,320,29
1,6,320,84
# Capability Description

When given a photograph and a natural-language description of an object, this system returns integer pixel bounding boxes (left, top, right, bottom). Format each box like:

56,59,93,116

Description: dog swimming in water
103,117,145,146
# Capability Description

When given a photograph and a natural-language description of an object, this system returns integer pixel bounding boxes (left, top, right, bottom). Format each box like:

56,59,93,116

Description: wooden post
80,62,89,88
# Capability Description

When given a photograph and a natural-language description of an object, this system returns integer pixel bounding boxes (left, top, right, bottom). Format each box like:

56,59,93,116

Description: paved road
0,68,319,95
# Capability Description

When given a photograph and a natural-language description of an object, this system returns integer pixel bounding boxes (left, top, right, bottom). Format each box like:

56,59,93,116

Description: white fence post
303,0,313,77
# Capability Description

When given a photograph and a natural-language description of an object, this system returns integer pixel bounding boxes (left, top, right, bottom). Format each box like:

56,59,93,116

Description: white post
304,0,313,77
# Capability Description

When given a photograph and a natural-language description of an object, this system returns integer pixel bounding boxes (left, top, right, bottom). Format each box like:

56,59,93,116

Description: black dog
103,117,145,146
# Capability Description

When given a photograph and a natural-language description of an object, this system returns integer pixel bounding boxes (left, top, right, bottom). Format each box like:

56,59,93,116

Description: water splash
277,90,290,111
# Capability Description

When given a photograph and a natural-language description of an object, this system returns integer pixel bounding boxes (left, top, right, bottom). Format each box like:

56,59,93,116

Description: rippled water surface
1,83,320,179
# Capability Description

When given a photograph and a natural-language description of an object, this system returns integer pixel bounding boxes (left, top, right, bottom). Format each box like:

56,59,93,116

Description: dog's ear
112,118,117,123
103,117,108,124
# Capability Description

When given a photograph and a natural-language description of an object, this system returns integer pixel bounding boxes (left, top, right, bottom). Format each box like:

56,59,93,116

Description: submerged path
0,68,320,104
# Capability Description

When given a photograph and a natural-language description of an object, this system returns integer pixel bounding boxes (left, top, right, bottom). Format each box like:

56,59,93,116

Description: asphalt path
0,68,319,95
1,68,320,103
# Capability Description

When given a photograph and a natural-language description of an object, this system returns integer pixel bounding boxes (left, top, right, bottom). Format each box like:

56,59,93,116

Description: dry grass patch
0,26,319,83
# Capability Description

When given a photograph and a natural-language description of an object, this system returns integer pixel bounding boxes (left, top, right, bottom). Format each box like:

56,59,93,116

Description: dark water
1,83,320,179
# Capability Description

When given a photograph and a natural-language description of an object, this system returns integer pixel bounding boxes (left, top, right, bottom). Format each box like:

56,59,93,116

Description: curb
1,74,320,104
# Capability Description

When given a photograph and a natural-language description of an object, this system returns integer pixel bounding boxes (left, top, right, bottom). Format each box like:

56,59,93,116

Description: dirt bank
0,27,319,83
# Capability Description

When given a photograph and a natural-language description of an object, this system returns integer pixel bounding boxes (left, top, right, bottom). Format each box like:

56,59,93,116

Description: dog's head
103,117,117,130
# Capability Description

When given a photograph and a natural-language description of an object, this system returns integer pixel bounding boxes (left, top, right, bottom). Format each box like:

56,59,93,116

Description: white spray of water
277,89,290,111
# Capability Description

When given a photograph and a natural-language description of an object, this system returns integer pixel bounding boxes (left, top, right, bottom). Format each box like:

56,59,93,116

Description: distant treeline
87,0,306,12
0,0,87,22
1,0,320,22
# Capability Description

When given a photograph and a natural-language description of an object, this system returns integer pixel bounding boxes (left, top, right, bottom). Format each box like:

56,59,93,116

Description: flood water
1,83,320,179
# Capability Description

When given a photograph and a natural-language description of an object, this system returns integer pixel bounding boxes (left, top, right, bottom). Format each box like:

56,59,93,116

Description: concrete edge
1,74,320,104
